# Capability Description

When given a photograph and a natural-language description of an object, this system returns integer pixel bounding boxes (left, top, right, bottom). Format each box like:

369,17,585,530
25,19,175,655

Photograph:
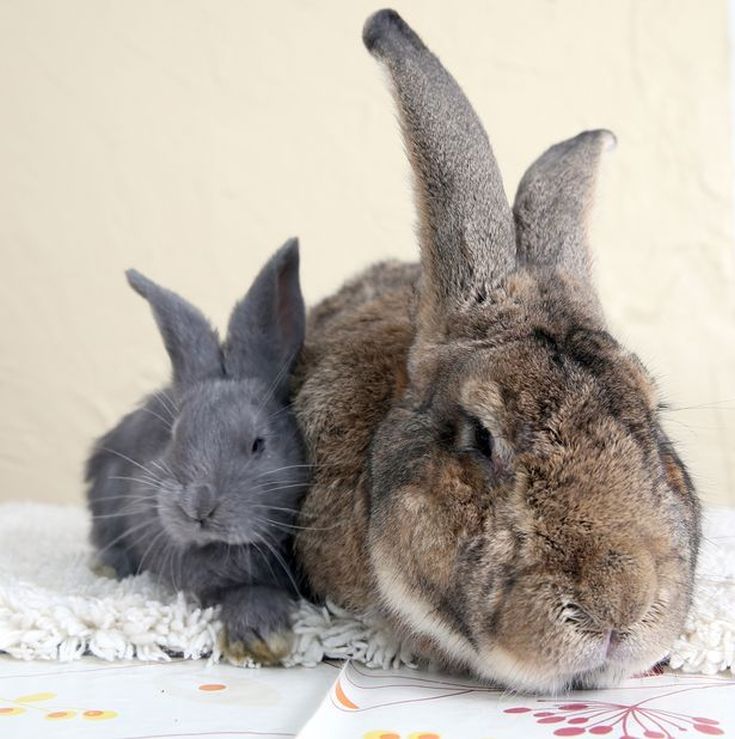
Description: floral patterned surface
299,662,735,739
1,655,733,738
0,655,337,738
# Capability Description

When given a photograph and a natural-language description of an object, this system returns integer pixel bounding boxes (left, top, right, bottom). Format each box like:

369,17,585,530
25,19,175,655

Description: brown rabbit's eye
251,437,265,455
473,419,494,459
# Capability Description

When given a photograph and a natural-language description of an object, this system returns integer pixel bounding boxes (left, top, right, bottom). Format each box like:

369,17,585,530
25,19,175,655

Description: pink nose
602,629,620,659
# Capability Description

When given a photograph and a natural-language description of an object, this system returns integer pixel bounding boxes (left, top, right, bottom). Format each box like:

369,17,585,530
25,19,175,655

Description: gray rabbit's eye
251,437,265,455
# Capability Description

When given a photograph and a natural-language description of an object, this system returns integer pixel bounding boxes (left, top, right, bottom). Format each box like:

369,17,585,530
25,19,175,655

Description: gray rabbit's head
126,239,307,548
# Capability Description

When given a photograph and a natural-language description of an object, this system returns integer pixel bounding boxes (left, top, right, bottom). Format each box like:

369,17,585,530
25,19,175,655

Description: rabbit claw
220,627,293,666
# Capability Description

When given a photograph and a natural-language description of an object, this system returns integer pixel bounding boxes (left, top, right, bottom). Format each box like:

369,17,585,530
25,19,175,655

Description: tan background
1,0,733,506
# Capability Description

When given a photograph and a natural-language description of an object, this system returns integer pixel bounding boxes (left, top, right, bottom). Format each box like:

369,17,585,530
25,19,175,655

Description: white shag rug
0,502,732,676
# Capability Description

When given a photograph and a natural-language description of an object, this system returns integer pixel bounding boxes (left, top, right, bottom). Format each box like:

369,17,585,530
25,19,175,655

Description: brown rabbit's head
363,9,701,692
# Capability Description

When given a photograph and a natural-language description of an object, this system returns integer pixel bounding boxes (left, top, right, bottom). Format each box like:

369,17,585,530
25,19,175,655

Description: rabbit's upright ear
126,270,223,386
513,129,616,282
363,10,515,331
223,238,305,395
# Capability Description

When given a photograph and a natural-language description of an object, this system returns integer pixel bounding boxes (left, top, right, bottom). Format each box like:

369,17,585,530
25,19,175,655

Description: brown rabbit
293,9,701,693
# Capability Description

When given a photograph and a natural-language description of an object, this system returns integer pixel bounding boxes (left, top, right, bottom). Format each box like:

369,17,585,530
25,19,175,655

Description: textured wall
1,0,733,505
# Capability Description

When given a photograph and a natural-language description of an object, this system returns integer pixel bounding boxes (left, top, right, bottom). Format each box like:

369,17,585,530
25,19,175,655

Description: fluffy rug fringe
0,502,732,676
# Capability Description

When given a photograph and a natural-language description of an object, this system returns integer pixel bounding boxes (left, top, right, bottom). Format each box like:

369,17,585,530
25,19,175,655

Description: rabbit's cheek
371,485,461,592
371,536,479,668
657,444,701,547
375,456,486,557
368,469,496,661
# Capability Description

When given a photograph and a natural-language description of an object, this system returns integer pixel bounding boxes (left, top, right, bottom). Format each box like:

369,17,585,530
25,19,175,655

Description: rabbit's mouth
164,515,257,548
158,495,246,548
475,634,670,694
475,595,682,693
373,549,683,694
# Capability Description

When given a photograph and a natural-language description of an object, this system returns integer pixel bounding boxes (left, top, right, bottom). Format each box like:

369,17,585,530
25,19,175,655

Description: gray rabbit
86,238,308,664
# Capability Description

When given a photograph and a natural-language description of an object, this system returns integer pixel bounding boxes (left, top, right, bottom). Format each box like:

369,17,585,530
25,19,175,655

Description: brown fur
293,10,701,693
293,262,418,609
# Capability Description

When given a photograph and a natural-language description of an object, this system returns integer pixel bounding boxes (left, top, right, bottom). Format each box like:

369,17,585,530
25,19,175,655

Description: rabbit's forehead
177,380,266,428
454,329,657,425
439,272,657,414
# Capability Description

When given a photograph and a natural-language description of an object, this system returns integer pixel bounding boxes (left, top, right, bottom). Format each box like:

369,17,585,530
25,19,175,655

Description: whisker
224,542,233,577
255,353,296,420
153,390,179,420
89,509,149,520
264,404,295,422
157,459,174,474
159,541,176,591
106,475,162,490
252,514,340,532
663,399,735,412
136,526,168,576
255,463,315,478
149,459,171,478
251,483,309,495
91,491,155,502
163,544,176,591
250,503,319,518
138,405,174,429
92,518,156,560
249,539,281,591
98,447,161,479
255,527,303,599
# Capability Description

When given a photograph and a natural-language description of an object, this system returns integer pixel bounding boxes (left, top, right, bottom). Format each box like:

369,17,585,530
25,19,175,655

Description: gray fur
126,270,223,386
363,9,515,325
514,129,616,281
86,239,308,661
224,239,305,397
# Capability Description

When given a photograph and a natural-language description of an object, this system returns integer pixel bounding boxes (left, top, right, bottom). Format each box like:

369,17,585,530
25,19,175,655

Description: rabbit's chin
165,526,257,549
473,643,669,695
375,559,672,694
158,508,256,549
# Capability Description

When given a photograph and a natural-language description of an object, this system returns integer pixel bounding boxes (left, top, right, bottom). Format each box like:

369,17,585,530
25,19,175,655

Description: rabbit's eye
472,418,494,459
251,437,265,455
456,414,495,462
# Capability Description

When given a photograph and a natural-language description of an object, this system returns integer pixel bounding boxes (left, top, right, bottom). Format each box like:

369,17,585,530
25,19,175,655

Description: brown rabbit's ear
363,10,515,328
513,129,616,282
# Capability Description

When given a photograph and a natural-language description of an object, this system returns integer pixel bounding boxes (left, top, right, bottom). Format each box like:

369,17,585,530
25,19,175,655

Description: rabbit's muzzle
368,435,696,694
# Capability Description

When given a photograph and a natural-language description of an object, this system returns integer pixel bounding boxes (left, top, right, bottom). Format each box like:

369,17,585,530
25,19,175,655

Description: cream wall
1,0,733,506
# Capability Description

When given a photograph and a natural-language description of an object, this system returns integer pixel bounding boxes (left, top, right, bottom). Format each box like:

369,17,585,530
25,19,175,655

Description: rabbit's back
293,260,418,607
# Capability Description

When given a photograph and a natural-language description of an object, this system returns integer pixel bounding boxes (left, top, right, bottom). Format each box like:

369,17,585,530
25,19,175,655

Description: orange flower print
0,691,117,722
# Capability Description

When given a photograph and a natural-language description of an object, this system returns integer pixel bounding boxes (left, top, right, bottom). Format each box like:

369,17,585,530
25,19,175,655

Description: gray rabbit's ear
223,238,305,393
513,129,616,281
363,9,515,328
126,270,223,386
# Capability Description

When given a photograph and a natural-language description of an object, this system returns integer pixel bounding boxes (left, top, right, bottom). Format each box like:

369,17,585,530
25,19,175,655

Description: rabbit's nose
191,483,217,523
602,628,620,658
575,547,658,631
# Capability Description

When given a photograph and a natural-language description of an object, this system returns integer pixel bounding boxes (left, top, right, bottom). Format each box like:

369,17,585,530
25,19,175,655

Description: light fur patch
373,556,478,664
373,554,571,692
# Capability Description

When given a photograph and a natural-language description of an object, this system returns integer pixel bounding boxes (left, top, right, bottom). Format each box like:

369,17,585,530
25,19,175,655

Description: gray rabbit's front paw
91,546,137,579
218,585,294,666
